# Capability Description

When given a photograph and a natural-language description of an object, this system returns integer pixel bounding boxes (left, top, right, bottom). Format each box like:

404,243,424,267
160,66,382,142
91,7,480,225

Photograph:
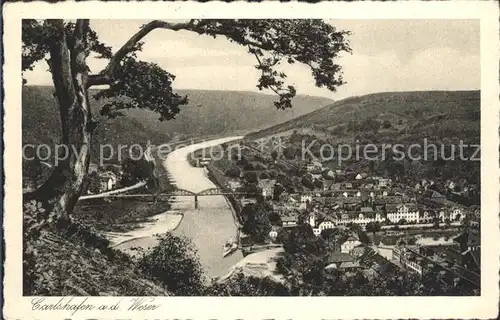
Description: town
196,133,481,294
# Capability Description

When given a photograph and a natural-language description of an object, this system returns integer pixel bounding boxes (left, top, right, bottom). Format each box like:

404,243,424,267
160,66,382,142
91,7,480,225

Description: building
318,220,336,231
99,171,117,192
341,237,362,253
392,245,424,275
324,169,336,179
340,261,362,271
88,163,99,174
378,178,392,188
438,210,448,222
450,207,464,222
268,228,278,241
323,180,335,191
282,215,298,228
386,203,419,224
326,252,356,270
241,198,257,206
312,228,322,236
258,179,276,199
308,212,317,228
419,210,434,223
227,179,242,191
301,194,313,203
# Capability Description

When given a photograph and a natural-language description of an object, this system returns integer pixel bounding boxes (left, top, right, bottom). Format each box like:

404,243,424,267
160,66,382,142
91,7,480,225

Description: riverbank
109,211,184,250
204,162,243,226
73,198,174,233
217,247,285,284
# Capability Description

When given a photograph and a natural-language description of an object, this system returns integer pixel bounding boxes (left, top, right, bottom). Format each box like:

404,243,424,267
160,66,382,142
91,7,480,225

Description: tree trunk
24,20,92,219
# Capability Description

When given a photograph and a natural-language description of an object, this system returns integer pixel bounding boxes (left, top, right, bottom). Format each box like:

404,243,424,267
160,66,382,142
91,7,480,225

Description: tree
120,157,154,186
365,221,381,234
273,183,285,201
205,273,289,296
270,150,278,161
224,165,241,178
240,204,272,243
23,156,44,190
136,233,204,295
382,119,392,129
243,171,259,184
22,19,350,220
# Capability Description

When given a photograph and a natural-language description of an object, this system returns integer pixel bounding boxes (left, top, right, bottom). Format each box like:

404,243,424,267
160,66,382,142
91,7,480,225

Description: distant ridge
22,85,333,147
22,85,333,164
247,90,480,144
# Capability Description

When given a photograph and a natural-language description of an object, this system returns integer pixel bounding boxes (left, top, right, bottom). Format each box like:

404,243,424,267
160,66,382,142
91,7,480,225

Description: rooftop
328,252,355,263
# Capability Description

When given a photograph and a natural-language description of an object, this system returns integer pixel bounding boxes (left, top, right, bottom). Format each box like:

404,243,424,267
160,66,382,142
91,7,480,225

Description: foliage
205,273,289,296
121,157,154,186
242,171,259,184
224,165,241,178
272,183,286,200
382,119,392,129
240,203,272,243
136,233,204,295
23,202,165,296
365,221,381,234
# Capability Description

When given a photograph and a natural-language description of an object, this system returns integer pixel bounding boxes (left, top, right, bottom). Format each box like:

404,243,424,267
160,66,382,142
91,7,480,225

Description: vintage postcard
3,1,500,319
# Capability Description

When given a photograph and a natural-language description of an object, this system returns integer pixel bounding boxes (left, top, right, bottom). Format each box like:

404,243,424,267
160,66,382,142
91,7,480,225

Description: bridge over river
101,187,257,209
110,136,246,279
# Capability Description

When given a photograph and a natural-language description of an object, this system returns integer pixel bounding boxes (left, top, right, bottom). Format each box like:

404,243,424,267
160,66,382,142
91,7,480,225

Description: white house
341,237,362,253
99,171,117,192
308,212,317,228
378,178,391,188
324,169,336,179
313,228,322,237
448,181,456,190
355,174,363,180
318,220,336,231
282,215,298,228
301,194,312,203
439,210,447,222
386,203,419,224
419,210,434,223
228,179,242,191
268,229,278,240
450,208,464,222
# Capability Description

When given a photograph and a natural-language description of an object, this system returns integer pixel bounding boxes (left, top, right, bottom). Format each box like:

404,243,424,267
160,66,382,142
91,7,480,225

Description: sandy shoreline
108,212,184,251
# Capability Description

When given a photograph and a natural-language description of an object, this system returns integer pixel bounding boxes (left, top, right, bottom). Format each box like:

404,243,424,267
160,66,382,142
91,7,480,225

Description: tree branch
87,20,199,87
249,45,288,96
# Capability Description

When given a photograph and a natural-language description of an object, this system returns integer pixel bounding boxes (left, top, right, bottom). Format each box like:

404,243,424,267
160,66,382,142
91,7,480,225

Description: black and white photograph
3,1,499,319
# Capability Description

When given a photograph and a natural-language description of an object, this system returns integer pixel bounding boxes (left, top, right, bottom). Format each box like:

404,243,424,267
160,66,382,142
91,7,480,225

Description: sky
24,19,480,100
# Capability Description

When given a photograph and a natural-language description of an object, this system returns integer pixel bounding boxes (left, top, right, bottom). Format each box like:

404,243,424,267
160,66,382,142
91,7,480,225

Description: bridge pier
194,194,199,209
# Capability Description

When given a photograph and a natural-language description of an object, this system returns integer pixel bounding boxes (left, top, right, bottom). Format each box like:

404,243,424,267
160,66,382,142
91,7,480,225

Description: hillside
248,90,480,145
245,90,480,198
22,86,333,155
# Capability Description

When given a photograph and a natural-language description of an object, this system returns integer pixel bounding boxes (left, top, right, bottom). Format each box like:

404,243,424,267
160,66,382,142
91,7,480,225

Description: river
112,136,244,279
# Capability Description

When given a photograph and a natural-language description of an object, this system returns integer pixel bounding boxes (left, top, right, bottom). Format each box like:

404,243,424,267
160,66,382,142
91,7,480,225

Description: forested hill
22,85,333,149
245,90,480,194
247,90,480,145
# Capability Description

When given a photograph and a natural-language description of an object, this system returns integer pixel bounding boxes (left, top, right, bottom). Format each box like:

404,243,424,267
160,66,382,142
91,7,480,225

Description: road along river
112,136,244,279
